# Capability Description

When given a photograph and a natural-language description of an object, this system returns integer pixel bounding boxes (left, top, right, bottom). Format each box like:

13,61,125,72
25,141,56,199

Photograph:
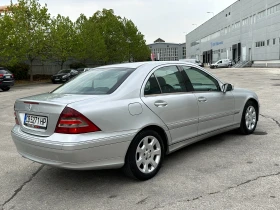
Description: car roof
95,61,196,69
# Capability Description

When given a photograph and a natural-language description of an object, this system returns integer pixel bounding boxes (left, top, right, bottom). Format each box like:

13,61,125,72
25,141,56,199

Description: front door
180,65,235,135
141,65,199,144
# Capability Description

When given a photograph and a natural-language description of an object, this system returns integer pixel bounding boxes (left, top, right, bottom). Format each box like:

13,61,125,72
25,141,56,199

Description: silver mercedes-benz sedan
11,61,259,180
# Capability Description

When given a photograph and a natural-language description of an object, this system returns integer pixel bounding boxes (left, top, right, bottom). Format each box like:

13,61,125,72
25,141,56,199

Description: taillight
12,74,14,78
14,112,19,125
0,74,3,78
55,107,101,134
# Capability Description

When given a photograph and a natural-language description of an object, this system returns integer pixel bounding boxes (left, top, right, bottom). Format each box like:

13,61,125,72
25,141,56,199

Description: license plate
5,76,11,78
55,78,60,81
24,114,48,130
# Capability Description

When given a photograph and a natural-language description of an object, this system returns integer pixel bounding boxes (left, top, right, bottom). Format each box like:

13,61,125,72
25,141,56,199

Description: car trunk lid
14,93,101,137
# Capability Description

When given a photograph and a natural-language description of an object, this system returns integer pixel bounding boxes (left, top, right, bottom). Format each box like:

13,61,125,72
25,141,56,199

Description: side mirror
222,83,233,93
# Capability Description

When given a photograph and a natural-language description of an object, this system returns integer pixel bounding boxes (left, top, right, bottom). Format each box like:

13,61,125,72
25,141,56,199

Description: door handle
198,97,207,102
154,101,168,107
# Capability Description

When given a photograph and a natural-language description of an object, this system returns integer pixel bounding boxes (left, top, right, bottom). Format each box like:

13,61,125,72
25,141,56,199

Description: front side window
153,66,186,93
181,66,220,92
52,67,134,95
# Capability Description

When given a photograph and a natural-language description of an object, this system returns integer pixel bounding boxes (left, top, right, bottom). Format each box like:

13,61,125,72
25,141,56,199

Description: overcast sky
3,0,236,44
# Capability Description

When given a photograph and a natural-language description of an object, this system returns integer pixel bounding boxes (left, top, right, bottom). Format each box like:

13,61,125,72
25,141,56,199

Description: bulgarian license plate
24,114,48,130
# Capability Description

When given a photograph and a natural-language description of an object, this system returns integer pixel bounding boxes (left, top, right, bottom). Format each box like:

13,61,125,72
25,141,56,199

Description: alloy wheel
135,136,161,174
245,106,257,130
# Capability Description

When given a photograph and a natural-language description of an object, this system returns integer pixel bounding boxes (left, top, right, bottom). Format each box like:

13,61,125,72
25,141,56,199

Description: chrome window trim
144,92,194,97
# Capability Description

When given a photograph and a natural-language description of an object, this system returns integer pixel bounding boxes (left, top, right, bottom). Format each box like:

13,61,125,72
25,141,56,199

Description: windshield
58,69,71,74
52,67,135,95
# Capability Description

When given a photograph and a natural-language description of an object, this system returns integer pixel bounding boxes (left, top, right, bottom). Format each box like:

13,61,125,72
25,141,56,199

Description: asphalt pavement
0,68,280,210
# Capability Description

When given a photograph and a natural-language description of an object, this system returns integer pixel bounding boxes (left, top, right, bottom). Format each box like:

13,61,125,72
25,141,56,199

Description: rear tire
1,87,10,91
123,130,164,181
239,101,258,135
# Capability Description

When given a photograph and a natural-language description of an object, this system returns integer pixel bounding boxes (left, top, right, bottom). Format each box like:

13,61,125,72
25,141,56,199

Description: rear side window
154,66,186,93
144,74,161,95
52,67,135,95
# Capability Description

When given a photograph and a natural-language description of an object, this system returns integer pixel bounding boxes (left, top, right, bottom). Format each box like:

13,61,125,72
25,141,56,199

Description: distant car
210,59,232,69
51,69,78,83
0,67,15,91
179,59,204,67
12,61,259,180
76,68,86,74
84,68,94,72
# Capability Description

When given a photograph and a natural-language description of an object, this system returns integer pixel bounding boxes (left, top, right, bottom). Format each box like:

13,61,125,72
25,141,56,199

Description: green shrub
69,62,87,69
1,63,30,80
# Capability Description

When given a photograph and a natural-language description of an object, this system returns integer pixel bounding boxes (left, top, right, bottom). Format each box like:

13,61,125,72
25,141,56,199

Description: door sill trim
168,123,240,154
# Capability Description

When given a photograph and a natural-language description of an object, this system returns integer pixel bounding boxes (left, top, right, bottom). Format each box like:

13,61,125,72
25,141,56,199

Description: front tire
239,101,258,135
123,130,164,181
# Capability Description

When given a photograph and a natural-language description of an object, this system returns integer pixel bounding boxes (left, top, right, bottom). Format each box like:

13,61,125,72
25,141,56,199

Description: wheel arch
130,125,170,155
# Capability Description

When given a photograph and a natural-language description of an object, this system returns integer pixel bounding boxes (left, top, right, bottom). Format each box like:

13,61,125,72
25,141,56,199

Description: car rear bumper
0,80,14,87
11,125,134,170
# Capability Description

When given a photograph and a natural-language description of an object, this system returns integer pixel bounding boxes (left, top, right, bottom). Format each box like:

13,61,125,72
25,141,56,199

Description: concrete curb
14,81,52,87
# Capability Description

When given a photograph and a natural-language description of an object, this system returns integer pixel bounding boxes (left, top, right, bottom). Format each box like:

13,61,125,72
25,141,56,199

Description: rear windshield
58,69,71,74
52,67,135,95
0,69,12,74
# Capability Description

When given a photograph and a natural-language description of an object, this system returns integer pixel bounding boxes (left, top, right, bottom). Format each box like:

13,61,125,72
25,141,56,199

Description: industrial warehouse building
186,0,280,67
148,38,186,61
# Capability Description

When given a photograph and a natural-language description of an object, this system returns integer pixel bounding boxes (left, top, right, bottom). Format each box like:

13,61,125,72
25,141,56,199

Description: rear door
180,65,235,135
141,65,199,144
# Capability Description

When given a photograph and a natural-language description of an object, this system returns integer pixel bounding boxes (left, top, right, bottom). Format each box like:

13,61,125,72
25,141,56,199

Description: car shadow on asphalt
37,130,241,187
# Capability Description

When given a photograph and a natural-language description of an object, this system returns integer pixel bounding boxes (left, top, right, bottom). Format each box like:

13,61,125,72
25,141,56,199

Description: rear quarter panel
69,97,172,144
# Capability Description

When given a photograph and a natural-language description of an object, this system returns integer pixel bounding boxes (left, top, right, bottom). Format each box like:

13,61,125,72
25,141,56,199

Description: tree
73,14,106,65
0,0,50,81
123,18,150,62
0,10,16,64
91,9,128,63
49,14,75,69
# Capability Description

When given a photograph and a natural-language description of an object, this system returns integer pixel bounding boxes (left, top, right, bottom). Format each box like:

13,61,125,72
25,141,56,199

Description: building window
267,40,270,46
273,38,276,45
257,10,266,20
256,41,266,48
268,4,280,16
